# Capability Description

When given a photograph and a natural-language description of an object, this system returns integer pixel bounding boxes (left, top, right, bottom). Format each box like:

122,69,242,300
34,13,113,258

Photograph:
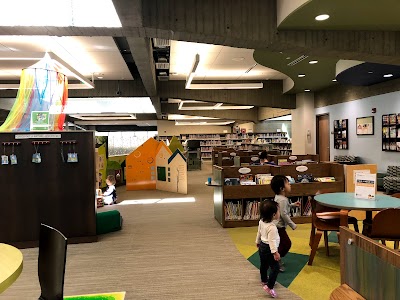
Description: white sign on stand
355,173,376,200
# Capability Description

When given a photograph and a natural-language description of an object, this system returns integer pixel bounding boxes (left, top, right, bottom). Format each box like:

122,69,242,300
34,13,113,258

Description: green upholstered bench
96,210,123,235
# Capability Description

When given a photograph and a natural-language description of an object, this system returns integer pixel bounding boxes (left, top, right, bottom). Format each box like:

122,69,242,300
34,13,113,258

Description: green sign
31,111,50,131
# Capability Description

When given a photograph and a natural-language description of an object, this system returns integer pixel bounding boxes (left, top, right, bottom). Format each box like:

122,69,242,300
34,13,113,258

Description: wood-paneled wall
0,131,97,247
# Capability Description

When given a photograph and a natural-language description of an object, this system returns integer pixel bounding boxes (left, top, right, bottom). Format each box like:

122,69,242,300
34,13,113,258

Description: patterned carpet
227,224,343,300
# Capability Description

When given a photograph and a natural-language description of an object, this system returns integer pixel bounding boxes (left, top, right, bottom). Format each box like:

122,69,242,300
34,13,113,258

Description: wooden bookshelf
211,163,344,228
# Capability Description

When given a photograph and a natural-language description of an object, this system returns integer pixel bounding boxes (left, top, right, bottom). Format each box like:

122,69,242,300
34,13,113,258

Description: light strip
175,120,235,126
185,54,200,89
184,54,263,90
188,83,263,90
178,100,254,111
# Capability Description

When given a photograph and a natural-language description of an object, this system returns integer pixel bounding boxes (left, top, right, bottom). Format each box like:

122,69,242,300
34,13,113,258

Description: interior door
317,114,330,161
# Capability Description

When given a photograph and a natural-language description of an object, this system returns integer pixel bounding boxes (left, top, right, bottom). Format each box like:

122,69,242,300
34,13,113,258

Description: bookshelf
333,119,348,150
382,113,400,151
211,163,344,228
181,132,291,160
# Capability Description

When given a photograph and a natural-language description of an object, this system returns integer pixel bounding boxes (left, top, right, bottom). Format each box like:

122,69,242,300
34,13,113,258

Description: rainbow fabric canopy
0,53,68,132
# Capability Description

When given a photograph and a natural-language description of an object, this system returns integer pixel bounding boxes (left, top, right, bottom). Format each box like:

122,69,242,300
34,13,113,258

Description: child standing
102,175,117,205
270,175,300,271
255,200,281,298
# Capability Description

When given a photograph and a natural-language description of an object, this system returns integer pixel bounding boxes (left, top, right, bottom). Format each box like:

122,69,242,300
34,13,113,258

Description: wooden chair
369,208,400,249
308,199,348,265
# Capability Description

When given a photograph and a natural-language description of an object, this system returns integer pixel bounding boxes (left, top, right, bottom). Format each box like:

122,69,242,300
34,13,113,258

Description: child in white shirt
255,200,281,298
102,175,117,205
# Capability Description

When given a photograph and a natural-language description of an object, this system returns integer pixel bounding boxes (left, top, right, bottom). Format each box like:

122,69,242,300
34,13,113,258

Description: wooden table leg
362,211,373,236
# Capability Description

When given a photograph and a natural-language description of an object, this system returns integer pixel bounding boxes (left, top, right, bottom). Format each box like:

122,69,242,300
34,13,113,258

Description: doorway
317,114,330,162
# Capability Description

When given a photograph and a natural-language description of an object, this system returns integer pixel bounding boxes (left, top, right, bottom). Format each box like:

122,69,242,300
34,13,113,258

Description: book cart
212,162,344,228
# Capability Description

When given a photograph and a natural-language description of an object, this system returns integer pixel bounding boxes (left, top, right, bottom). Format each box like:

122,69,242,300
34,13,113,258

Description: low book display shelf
212,163,345,228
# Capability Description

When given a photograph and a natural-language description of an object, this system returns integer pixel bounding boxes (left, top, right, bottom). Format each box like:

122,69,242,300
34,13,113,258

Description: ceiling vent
287,55,309,67
153,38,170,48
156,62,170,69
158,75,169,81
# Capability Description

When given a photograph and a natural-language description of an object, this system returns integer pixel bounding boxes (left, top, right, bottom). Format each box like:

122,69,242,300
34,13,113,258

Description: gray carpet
1,163,301,299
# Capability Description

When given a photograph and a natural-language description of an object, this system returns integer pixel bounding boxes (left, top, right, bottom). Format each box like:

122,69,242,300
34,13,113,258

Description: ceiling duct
287,55,309,67
153,38,170,48
155,62,170,69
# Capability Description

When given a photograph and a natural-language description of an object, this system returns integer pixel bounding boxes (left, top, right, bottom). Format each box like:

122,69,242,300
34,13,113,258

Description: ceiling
169,41,287,81
0,36,132,81
279,0,400,31
0,0,399,129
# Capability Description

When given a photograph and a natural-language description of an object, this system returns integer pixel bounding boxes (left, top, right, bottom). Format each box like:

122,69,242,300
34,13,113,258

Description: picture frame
356,116,374,135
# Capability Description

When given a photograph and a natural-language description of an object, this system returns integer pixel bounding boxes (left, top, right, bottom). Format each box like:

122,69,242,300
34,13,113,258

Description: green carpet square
328,231,339,243
248,251,309,288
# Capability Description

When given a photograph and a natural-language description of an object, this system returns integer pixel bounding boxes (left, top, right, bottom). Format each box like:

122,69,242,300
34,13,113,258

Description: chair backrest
38,224,68,300
370,208,400,239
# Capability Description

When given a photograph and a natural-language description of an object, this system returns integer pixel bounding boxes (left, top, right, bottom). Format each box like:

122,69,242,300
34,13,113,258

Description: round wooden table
315,192,400,235
0,243,23,293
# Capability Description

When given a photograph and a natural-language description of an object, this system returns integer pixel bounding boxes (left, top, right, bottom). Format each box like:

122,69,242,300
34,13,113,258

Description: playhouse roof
168,149,187,164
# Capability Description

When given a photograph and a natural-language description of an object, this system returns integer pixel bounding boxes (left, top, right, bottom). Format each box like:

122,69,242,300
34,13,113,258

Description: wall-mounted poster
334,119,348,149
356,116,374,135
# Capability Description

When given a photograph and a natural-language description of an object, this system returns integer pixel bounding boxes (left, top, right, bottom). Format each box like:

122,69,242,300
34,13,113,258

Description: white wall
292,93,316,154
315,91,400,172
157,120,232,136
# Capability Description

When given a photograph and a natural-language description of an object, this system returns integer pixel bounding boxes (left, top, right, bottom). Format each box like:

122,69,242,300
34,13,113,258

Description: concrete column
291,93,316,155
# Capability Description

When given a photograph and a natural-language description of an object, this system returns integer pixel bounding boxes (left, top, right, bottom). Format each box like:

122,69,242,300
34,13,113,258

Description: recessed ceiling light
332,79,337,82
286,57,291,60
383,74,393,78
97,76,103,79
304,89,311,92
309,60,318,64
368,71,373,74
298,74,306,78
232,57,245,61
315,14,330,21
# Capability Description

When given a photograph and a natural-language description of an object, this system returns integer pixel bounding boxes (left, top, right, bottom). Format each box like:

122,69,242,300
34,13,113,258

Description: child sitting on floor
102,175,117,205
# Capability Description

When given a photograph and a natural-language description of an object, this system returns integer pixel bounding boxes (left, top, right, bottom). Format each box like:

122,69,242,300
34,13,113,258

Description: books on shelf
240,174,254,184
255,174,273,185
225,201,243,220
243,201,260,220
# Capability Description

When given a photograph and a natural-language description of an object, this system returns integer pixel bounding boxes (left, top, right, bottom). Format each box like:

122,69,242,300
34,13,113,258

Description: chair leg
337,232,341,245
394,241,399,249
353,221,359,233
309,224,316,248
324,231,329,256
308,230,322,266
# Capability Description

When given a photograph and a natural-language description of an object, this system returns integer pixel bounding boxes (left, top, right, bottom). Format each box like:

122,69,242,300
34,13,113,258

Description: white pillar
291,93,316,155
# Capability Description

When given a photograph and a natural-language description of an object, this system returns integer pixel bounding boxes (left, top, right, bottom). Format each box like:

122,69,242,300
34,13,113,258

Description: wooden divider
268,154,320,165
0,131,97,247
339,227,400,299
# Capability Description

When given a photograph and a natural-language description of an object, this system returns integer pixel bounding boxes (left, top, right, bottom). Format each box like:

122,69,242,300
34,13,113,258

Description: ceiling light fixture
175,120,235,126
0,52,95,90
185,54,263,90
309,60,318,64
315,14,330,21
178,100,254,110
298,74,306,78
304,89,311,92
332,79,337,82
232,57,245,61
185,53,200,89
368,71,373,74
188,83,263,90
383,74,393,78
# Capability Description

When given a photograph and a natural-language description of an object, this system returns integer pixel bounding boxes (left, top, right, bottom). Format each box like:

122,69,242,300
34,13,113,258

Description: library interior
0,1,400,300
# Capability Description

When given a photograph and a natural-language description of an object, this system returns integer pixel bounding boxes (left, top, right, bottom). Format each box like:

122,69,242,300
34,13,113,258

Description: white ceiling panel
0,36,132,81
169,40,286,81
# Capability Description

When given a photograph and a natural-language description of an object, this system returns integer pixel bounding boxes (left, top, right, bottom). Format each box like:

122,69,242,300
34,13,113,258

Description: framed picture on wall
356,116,374,135
334,119,348,149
